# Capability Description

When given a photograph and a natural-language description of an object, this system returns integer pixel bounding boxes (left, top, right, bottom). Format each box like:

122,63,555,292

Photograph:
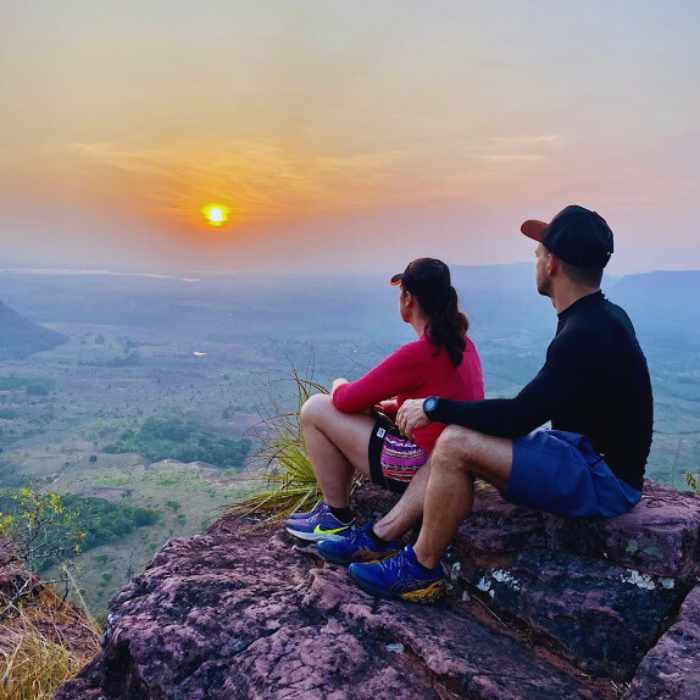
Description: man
345,205,653,602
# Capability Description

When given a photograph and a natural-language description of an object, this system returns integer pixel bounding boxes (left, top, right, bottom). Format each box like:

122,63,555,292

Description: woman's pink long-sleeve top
332,333,485,452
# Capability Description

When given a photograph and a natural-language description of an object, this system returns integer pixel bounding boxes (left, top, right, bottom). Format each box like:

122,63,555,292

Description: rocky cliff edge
56,480,700,699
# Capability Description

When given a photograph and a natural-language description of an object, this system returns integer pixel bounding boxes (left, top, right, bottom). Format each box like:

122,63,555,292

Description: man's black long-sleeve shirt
431,291,653,490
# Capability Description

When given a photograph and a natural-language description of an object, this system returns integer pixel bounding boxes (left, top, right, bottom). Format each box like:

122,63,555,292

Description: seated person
346,205,653,603
285,257,485,554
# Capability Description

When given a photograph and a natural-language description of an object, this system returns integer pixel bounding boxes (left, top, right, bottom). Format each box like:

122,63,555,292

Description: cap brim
520,219,548,243
390,273,403,286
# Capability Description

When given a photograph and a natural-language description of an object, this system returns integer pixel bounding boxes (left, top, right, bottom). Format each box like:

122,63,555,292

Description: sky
1,1,699,276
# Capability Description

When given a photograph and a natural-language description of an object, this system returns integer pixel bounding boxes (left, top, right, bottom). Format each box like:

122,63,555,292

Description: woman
285,258,484,563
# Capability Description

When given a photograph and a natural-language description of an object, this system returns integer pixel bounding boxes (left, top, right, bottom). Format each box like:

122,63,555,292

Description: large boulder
544,481,700,580
56,524,606,700
467,549,685,679
56,480,700,699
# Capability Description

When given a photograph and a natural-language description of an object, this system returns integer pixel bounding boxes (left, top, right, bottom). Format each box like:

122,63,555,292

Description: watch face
424,397,437,413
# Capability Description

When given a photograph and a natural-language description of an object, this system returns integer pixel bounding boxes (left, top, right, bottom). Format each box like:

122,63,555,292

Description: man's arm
399,332,588,438
429,365,558,438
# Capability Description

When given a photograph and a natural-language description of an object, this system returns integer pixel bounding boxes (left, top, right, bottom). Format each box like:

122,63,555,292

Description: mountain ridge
0,300,67,360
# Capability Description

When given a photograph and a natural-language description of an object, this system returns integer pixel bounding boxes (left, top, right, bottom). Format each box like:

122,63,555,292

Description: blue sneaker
285,503,353,542
286,501,324,521
317,521,400,565
348,545,445,603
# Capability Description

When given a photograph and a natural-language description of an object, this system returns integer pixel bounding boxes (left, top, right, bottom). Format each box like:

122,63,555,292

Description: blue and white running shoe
286,501,324,521
285,503,353,542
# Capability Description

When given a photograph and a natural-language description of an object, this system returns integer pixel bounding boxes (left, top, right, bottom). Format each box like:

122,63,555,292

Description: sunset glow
1,2,699,273
201,204,230,228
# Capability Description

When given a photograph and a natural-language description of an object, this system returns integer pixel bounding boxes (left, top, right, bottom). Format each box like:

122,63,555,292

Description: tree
0,488,86,571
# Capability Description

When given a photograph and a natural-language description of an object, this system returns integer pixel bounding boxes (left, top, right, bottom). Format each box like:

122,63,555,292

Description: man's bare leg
373,459,431,541
300,393,374,508
413,425,513,568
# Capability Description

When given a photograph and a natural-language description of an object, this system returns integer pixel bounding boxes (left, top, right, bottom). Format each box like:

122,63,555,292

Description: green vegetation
0,375,55,395
0,489,84,572
104,415,251,469
60,494,158,562
0,488,158,572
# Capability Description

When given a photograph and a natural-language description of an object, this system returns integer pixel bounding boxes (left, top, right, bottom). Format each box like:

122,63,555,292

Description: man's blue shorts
503,429,642,518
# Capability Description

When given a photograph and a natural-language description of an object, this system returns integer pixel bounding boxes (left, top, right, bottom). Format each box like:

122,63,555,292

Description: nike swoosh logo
313,524,349,536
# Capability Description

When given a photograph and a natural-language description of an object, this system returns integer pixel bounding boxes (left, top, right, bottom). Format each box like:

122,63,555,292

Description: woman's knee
300,392,333,426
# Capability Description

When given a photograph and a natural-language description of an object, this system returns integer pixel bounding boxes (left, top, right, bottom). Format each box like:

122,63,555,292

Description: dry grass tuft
227,373,326,522
0,572,100,700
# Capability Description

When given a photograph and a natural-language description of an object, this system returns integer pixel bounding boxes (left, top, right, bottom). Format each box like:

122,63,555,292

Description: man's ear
547,254,560,277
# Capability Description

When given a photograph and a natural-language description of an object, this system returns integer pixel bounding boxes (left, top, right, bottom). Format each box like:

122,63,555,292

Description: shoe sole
349,569,445,604
285,526,348,543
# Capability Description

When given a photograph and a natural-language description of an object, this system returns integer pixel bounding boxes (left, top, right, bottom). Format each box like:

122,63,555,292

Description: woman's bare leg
300,393,375,508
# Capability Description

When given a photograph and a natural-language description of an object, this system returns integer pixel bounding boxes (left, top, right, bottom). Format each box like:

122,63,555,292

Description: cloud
487,135,562,145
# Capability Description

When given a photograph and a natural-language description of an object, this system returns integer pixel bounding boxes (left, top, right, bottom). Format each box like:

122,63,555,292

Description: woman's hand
396,399,430,438
377,398,399,416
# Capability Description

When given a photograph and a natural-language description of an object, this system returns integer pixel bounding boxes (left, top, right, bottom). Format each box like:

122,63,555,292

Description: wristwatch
422,396,439,420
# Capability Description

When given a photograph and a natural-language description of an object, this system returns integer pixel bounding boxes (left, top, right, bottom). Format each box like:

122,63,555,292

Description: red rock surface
625,584,700,699
56,480,700,699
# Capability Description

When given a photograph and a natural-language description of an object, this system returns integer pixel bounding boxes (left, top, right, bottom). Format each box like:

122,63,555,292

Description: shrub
0,489,159,572
104,416,251,469
0,489,86,572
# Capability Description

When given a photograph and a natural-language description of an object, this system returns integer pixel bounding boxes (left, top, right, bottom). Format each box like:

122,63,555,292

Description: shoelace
381,548,410,581
308,503,331,523
345,522,374,546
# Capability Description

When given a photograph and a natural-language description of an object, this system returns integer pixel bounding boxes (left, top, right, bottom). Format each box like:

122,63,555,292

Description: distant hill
0,300,67,360
611,270,700,319
608,270,700,340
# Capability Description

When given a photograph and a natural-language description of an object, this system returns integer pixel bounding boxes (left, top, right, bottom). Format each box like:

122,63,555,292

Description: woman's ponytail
395,258,469,367
425,285,469,367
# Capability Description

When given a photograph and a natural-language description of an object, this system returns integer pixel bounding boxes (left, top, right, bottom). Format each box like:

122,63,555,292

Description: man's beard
536,276,552,297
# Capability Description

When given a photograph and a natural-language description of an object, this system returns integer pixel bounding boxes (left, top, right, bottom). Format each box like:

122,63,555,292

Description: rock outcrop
57,480,700,699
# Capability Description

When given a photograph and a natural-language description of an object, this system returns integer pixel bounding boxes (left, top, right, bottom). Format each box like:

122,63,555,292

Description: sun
201,203,230,227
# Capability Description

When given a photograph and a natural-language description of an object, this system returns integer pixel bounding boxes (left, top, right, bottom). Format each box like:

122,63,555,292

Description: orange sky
1,2,699,274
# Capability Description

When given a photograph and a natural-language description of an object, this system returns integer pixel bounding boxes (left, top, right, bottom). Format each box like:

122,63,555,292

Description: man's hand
397,399,430,438
330,378,349,397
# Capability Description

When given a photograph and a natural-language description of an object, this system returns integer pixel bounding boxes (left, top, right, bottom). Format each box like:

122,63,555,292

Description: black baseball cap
390,258,451,300
521,205,614,268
